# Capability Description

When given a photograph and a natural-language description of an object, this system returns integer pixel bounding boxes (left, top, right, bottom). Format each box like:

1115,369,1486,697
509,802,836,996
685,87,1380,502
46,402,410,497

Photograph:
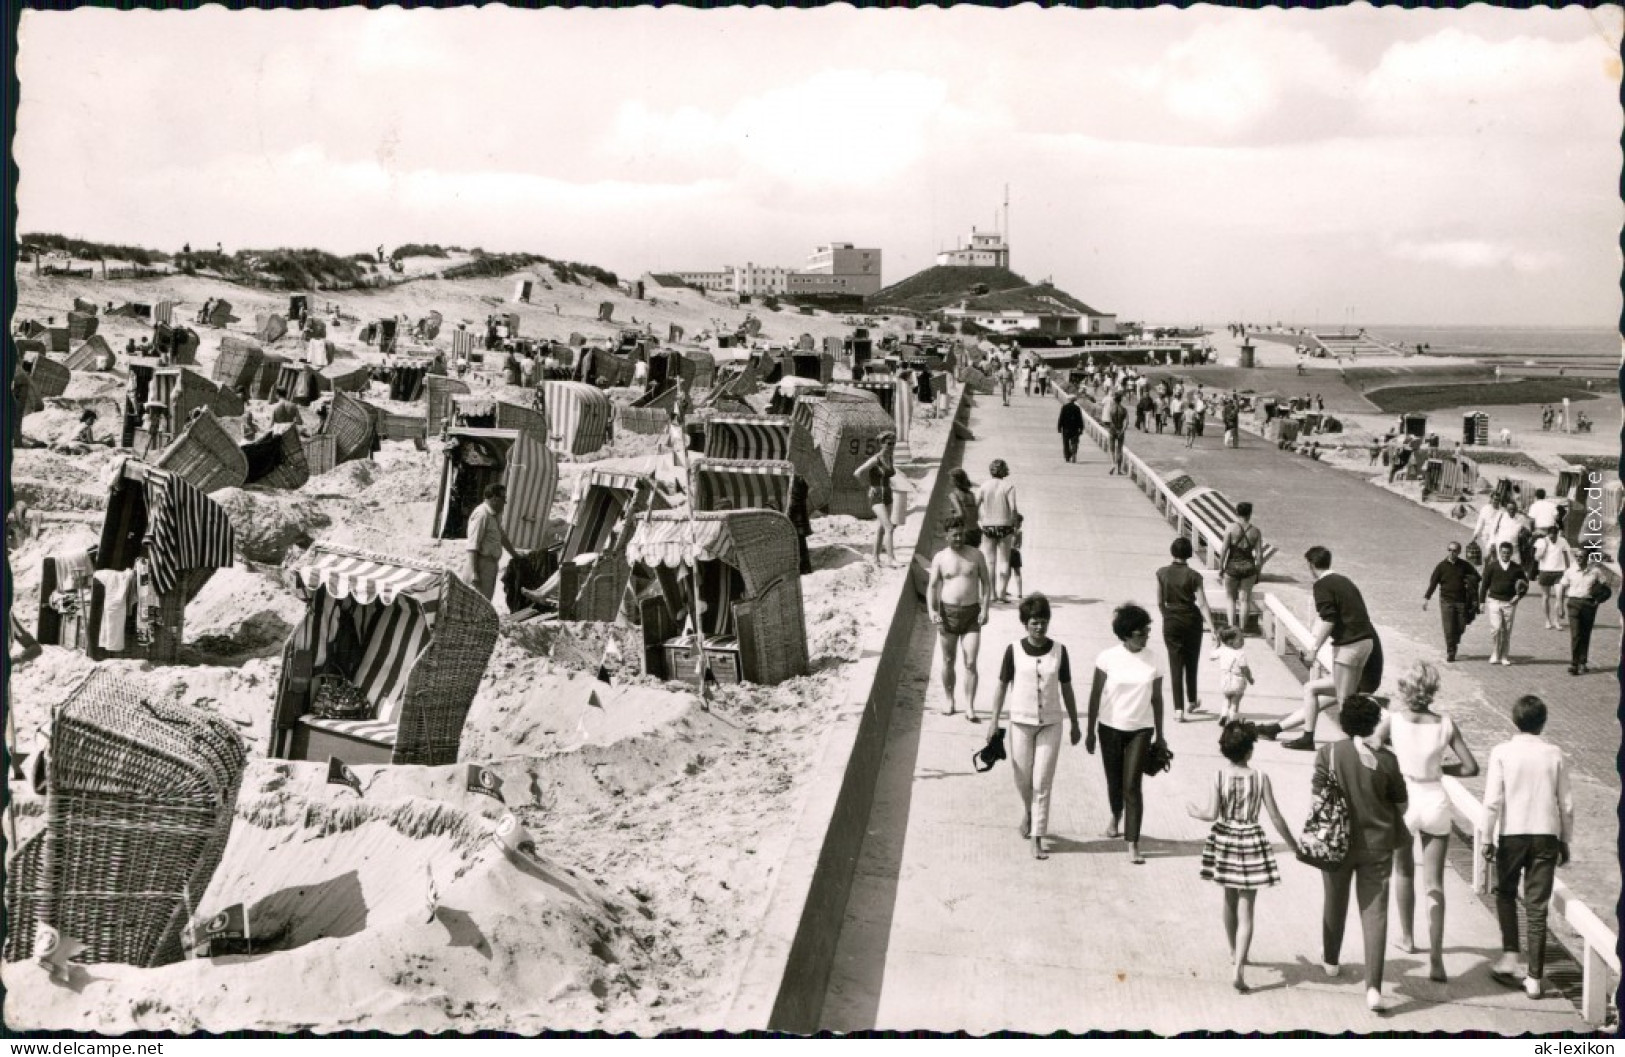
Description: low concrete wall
725,385,973,1034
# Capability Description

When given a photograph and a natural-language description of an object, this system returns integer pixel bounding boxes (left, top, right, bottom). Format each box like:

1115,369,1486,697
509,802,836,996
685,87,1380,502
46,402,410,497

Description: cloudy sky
15,4,1622,326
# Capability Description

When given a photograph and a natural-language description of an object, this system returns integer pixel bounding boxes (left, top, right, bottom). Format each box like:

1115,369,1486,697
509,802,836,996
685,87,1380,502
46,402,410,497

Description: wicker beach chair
242,423,309,490
303,434,337,477
24,354,71,399
539,381,613,457
62,335,113,372
270,544,499,767
795,392,896,518
325,390,376,465
251,353,288,402
153,409,249,494
616,403,672,436
425,375,472,436
3,670,248,968
627,509,808,686
211,337,264,392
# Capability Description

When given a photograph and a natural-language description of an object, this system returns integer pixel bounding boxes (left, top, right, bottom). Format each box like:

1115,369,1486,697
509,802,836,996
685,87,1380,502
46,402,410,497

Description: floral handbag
1296,749,1352,871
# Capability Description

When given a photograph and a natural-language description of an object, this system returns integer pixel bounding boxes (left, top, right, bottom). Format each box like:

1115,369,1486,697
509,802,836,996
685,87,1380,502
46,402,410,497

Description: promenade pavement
819,387,1587,1034
1105,379,1620,933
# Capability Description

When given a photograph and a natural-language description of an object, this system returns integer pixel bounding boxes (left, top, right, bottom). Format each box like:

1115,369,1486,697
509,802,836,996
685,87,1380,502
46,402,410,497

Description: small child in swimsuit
1008,514,1025,599
1210,625,1254,727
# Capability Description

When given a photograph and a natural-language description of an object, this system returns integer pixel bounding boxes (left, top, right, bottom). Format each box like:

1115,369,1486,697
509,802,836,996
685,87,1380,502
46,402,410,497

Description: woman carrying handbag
1309,695,1410,1014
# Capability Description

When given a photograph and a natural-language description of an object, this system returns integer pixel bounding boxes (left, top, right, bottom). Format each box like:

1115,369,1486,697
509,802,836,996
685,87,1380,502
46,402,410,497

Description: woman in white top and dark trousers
986,594,1082,860
1086,602,1167,864
1371,661,1478,984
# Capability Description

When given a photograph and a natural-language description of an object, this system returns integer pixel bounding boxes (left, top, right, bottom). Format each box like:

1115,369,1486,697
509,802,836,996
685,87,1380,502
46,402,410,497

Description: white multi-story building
731,262,791,296
666,270,733,292
671,242,883,300
936,227,1009,269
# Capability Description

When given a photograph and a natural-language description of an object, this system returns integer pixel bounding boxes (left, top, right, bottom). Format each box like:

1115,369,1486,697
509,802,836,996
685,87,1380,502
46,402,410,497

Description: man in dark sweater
1260,545,1377,750
1423,540,1480,662
1480,541,1530,665
1057,395,1084,463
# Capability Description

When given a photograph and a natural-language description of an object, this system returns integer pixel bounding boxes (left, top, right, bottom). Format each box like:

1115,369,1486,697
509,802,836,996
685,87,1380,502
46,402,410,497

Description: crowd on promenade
924,346,1582,1014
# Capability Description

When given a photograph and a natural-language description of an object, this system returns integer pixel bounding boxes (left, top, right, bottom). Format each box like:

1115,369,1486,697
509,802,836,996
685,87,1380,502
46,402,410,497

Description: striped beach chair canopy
565,468,657,561
294,544,445,618
690,457,796,515
279,543,497,765
435,428,559,552
703,414,793,461
540,381,613,456
1181,488,1279,571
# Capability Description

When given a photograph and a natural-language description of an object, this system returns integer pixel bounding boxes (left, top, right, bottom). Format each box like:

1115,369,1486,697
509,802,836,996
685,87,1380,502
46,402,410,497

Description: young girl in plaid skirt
1187,723,1300,993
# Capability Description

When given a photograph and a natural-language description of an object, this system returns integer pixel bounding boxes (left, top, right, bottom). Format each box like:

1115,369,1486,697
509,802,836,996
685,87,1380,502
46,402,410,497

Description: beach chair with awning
271,544,498,767
627,510,808,687
432,428,559,554
689,458,796,516
539,468,666,622
702,414,792,461
450,392,548,443
540,381,613,456
3,670,247,968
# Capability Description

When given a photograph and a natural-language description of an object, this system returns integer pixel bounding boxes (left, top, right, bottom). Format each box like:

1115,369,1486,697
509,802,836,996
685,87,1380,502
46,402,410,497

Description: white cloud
1360,28,1619,135
607,69,970,191
1131,19,1354,137
1385,237,1564,273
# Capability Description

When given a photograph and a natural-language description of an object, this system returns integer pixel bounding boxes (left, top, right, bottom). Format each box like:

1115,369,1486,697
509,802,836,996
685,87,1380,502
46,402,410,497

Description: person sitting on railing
1256,546,1377,751
1483,695,1573,1000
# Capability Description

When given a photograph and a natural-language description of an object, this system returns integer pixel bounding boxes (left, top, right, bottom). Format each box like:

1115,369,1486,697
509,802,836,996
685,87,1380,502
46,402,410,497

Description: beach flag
205,904,249,941
33,924,85,984
326,757,363,796
425,862,440,924
466,763,505,803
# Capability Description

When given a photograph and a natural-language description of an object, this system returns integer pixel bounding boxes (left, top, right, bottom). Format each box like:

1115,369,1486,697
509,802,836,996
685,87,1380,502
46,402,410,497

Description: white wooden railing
1062,374,1618,1027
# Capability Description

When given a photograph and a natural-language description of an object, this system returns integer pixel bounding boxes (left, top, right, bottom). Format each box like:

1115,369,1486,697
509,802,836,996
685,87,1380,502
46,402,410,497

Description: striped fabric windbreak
704,416,791,461
452,329,481,358
141,467,235,596
690,458,795,515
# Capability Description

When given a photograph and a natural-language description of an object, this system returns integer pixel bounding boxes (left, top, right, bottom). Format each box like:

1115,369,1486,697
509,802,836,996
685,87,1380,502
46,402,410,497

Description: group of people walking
926,370,1586,1015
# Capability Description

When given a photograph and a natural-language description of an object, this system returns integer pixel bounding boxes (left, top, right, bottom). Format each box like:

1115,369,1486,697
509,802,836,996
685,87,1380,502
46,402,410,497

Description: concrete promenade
819,387,1588,1034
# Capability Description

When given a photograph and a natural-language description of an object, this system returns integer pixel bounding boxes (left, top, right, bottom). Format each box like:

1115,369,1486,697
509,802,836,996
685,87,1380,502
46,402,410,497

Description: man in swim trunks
928,517,993,721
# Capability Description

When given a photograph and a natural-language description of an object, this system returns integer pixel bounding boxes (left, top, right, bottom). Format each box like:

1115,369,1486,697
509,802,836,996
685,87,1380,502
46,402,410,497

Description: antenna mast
1002,184,1011,269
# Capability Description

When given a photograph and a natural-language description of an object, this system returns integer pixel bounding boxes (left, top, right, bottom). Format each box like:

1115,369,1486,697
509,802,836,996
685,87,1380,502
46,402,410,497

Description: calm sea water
1360,324,1618,367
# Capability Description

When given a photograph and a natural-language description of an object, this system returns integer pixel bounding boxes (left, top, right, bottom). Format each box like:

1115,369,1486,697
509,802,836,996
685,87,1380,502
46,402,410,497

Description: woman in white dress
1372,661,1479,983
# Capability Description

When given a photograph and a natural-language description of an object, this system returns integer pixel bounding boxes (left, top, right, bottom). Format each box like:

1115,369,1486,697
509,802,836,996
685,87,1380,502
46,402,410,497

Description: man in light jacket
1484,695,1574,999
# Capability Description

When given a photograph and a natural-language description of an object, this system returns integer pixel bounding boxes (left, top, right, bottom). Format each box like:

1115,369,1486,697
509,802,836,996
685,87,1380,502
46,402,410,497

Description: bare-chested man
928,517,993,721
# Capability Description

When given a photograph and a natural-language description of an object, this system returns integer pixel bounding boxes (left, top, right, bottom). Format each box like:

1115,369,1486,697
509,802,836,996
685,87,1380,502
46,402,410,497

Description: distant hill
868,265,1107,320
867,265,1032,313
